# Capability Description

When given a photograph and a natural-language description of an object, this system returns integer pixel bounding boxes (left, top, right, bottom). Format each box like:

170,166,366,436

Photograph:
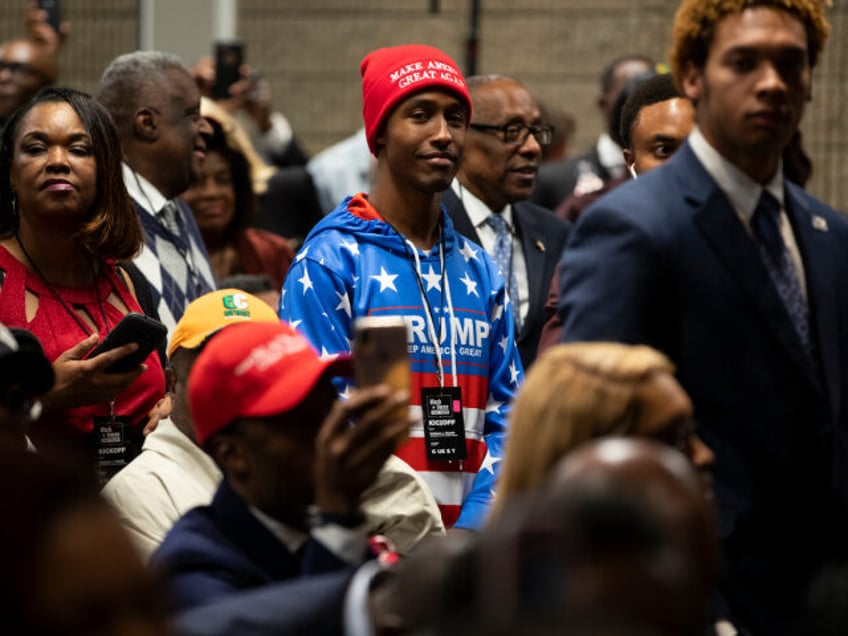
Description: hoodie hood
304,193,459,259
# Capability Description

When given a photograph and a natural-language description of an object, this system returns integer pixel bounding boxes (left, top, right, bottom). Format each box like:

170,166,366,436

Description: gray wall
1,1,846,210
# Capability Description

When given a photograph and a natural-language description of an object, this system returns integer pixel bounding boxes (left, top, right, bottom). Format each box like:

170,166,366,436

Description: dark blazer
151,480,351,613
556,141,848,635
172,569,355,636
442,187,571,370
255,166,324,248
530,145,610,210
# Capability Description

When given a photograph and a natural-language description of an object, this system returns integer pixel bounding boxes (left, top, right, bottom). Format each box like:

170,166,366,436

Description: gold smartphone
353,316,410,392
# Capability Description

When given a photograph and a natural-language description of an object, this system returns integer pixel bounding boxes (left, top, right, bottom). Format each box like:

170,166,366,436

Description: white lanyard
405,237,458,388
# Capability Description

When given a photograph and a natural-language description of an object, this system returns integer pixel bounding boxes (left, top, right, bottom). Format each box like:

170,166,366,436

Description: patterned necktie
158,200,202,297
485,213,521,331
158,200,182,238
751,190,811,355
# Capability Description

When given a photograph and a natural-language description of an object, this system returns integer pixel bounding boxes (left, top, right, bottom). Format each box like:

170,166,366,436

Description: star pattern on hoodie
508,360,521,386
421,265,442,291
480,451,501,475
458,271,479,297
498,335,509,354
340,239,360,256
335,290,352,317
298,268,313,294
459,240,479,263
372,266,399,293
491,300,504,323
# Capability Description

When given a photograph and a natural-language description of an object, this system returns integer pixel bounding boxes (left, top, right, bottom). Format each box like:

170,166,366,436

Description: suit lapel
513,203,546,340
785,185,841,419
441,187,483,245
211,481,301,581
681,147,821,386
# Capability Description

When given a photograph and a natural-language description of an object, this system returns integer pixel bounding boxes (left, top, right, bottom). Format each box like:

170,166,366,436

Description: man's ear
164,365,177,395
208,432,249,477
133,107,159,142
680,61,703,103
622,148,634,169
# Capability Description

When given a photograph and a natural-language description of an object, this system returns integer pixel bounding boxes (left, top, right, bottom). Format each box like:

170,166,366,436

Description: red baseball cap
188,321,350,445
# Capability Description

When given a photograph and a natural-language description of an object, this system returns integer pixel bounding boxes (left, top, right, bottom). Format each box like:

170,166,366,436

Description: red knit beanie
360,44,471,156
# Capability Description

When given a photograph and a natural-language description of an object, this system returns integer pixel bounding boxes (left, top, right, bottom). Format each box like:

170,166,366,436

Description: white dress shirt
450,180,529,325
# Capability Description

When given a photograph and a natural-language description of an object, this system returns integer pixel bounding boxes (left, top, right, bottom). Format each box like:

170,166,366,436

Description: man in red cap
151,320,410,612
281,44,522,531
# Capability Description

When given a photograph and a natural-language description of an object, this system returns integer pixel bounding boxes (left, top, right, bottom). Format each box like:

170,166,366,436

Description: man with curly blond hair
556,1,848,632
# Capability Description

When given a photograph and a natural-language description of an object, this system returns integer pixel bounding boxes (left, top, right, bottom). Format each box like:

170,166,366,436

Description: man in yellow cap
102,289,280,559
103,289,443,560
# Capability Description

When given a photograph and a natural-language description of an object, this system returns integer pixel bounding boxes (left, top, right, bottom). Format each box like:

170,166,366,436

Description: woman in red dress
0,87,166,481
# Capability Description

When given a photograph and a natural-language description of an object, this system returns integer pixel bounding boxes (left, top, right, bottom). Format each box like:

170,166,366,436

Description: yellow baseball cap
168,289,280,358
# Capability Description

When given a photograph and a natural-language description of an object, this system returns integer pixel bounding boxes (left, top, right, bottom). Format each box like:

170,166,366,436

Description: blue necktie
485,213,521,331
751,191,811,355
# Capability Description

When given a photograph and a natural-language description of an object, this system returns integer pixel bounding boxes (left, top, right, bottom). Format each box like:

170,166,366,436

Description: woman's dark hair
202,118,256,238
0,86,142,261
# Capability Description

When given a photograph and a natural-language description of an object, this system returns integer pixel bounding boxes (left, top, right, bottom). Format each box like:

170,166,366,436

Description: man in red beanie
151,320,411,612
280,44,522,531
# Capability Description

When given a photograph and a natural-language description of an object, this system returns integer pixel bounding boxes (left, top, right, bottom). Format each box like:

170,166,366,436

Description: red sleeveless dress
0,246,166,457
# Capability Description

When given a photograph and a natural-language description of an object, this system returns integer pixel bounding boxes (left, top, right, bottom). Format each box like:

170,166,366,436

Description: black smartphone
89,313,167,374
37,0,62,34
213,40,244,99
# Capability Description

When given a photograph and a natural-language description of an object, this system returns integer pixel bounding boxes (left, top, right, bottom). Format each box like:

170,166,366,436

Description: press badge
422,386,467,461
93,416,139,486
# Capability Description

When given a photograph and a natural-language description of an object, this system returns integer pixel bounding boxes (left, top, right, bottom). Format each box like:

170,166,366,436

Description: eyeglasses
0,61,40,77
469,121,554,146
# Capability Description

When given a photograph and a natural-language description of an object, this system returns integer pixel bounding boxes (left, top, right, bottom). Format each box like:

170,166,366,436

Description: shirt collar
450,179,514,231
596,131,626,173
123,163,169,216
688,128,784,223
249,505,309,555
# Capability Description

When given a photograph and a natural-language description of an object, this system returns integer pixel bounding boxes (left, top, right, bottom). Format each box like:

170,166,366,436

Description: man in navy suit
556,1,847,633
151,320,410,613
443,75,571,369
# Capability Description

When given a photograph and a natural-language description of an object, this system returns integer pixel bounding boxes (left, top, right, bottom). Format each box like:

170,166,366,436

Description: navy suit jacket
556,142,848,633
172,569,355,636
151,480,351,613
442,187,571,369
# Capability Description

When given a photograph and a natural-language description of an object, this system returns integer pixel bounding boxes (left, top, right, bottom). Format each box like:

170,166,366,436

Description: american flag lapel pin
812,215,828,232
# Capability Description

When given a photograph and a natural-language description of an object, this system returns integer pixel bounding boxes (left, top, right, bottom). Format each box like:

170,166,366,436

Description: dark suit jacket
530,145,610,210
151,480,352,613
556,142,848,634
442,187,571,369
172,569,355,636
254,166,324,248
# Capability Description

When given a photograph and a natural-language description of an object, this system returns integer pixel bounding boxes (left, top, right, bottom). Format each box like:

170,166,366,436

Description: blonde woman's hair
491,342,675,521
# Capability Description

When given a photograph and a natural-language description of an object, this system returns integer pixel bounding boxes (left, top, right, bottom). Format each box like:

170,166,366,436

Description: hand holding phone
213,40,244,99
353,317,411,438
353,316,410,392
89,313,166,374
36,0,62,35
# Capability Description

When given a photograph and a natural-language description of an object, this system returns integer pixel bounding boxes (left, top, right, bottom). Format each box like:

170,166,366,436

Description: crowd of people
1,0,847,634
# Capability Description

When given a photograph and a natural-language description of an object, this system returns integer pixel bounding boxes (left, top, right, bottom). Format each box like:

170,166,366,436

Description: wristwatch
305,505,366,529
